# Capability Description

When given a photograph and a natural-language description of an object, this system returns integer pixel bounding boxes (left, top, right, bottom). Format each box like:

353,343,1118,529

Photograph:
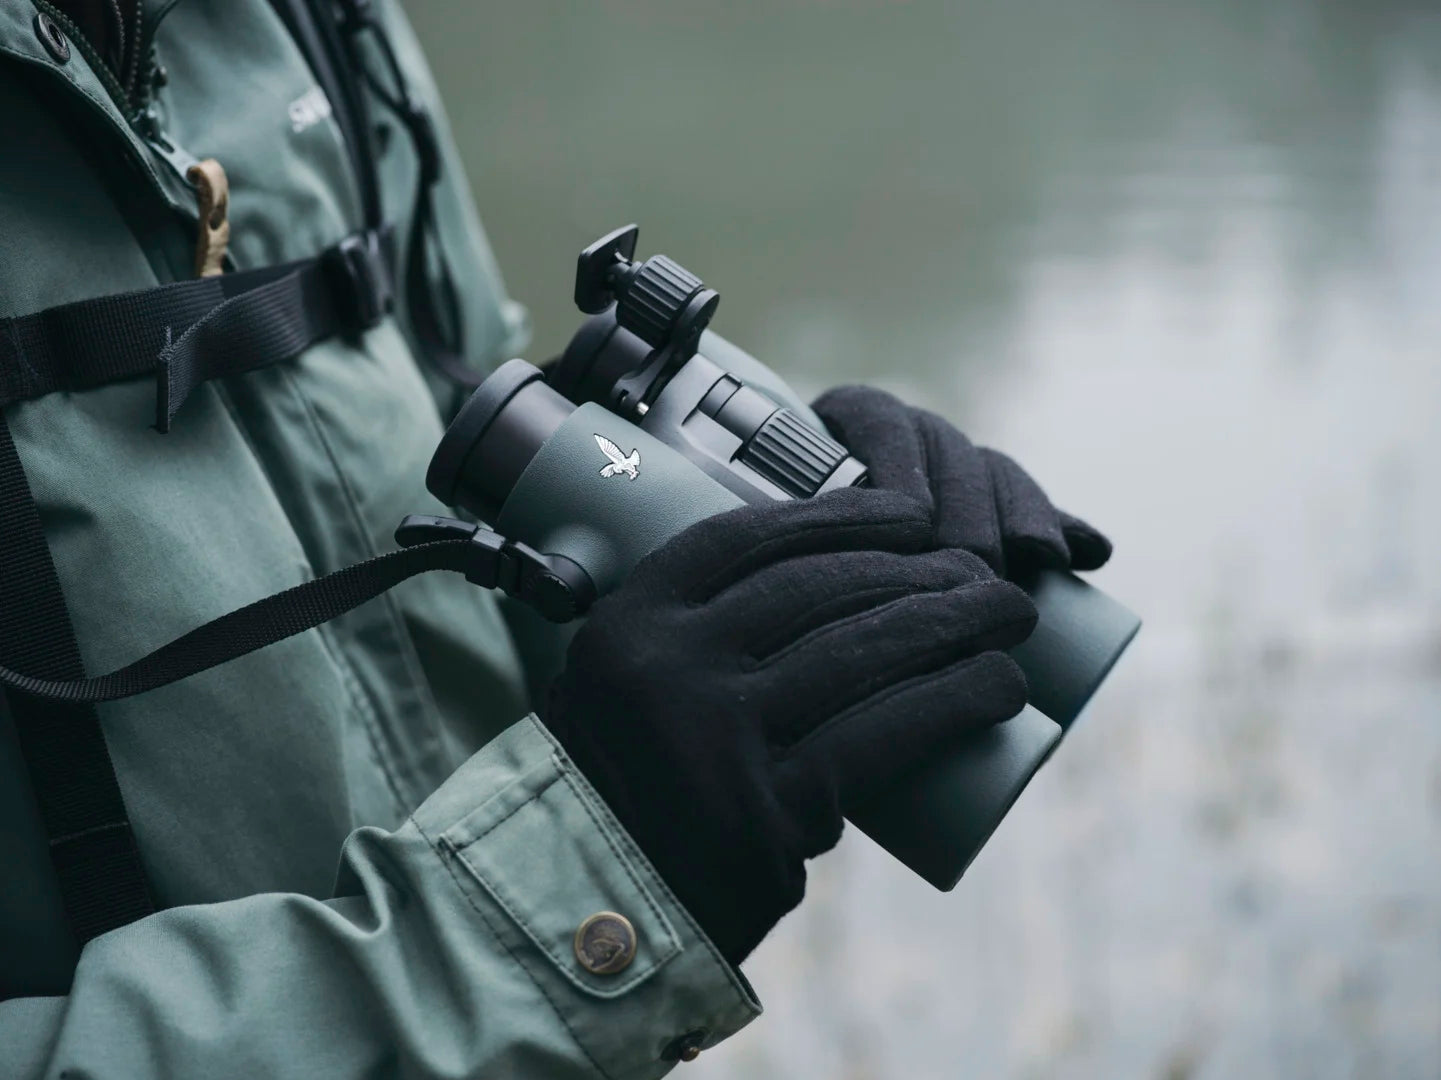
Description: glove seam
777,649,1024,760
915,410,942,534
691,516,927,604
750,579,1003,672
742,583,920,665
984,446,1013,574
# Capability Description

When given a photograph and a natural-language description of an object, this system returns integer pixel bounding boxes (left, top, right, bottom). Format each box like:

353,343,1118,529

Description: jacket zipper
28,0,197,195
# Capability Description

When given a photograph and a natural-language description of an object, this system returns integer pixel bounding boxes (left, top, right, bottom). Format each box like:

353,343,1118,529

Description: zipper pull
185,159,230,278
132,104,231,278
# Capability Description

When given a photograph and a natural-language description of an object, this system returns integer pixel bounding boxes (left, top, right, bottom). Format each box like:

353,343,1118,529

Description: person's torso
0,0,531,909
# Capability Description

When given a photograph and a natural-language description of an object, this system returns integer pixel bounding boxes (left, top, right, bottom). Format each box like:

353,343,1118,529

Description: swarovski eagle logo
594,434,641,480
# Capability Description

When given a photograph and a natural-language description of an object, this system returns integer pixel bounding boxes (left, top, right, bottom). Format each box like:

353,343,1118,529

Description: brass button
573,911,637,975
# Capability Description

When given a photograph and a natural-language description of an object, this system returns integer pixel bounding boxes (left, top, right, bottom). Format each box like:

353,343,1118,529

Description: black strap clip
394,515,595,623
324,230,394,335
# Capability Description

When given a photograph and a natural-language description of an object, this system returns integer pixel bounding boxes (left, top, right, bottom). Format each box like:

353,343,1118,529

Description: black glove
540,487,1037,966
811,386,1112,577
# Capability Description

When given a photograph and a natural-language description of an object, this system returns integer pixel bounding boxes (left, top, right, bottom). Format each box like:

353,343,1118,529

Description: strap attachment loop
394,515,595,623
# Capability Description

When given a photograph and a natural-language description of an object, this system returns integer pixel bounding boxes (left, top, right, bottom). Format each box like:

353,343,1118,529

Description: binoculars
420,225,1140,890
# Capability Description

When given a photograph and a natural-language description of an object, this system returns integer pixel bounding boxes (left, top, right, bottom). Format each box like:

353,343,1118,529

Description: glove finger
1059,510,1113,571
810,386,935,512
779,649,1028,817
980,448,1071,574
638,486,933,604
709,545,998,657
753,577,1037,746
914,414,1004,570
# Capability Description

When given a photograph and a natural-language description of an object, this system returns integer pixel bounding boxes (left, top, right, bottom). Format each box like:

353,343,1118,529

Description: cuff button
574,911,637,975
662,1030,708,1063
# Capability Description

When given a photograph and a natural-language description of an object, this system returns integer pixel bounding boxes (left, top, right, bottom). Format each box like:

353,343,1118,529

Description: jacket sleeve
0,716,760,1079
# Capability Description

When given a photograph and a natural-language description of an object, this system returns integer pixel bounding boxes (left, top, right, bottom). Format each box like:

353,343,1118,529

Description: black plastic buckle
393,515,595,623
324,231,394,334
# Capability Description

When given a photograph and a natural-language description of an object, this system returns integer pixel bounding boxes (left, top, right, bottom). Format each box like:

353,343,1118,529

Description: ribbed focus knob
740,409,850,498
616,255,702,347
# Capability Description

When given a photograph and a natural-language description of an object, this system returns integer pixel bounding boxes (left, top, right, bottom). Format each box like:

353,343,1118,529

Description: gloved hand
811,386,1112,577
540,487,1037,966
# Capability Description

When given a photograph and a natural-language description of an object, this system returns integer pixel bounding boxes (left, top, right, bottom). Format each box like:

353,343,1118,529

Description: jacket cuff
411,715,761,1076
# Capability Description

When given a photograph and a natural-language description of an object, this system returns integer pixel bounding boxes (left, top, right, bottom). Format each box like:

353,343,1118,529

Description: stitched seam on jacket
445,769,676,998
207,376,412,818
0,39,178,217
280,360,449,808
532,722,755,1001
419,824,614,1080
29,0,129,107
284,358,447,719
553,757,682,962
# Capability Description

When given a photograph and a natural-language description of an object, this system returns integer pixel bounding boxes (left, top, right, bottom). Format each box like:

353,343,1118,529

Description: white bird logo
594,434,641,480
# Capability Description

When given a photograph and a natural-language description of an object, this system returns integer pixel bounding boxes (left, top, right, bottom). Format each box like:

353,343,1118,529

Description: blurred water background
407,2,1441,1076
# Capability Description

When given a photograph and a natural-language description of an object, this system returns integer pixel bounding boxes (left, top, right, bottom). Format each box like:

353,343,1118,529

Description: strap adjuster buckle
325,231,394,334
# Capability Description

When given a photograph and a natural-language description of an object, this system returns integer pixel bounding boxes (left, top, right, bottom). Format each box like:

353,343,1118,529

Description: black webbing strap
269,0,384,233
0,515,589,708
274,0,479,407
0,229,393,432
336,0,484,400
0,415,155,946
0,539,475,706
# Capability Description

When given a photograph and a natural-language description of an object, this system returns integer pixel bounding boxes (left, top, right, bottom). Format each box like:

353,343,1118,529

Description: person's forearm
0,717,758,1080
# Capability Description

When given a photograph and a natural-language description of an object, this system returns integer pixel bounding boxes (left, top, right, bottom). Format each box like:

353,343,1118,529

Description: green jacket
0,1,759,1075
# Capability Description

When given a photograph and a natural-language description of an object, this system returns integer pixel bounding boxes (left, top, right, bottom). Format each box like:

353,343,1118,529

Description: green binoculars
425,226,1140,890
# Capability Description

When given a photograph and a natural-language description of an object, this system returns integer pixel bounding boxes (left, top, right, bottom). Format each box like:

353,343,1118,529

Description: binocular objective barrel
429,359,1139,890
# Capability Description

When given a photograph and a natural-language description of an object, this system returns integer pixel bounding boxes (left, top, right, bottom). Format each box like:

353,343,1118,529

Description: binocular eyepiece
422,226,1140,891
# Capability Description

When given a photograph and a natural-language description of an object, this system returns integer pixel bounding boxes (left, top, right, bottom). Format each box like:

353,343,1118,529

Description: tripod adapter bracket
573,224,720,354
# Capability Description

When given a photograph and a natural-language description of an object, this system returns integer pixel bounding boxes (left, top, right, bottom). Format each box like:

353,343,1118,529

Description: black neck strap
0,516,591,708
